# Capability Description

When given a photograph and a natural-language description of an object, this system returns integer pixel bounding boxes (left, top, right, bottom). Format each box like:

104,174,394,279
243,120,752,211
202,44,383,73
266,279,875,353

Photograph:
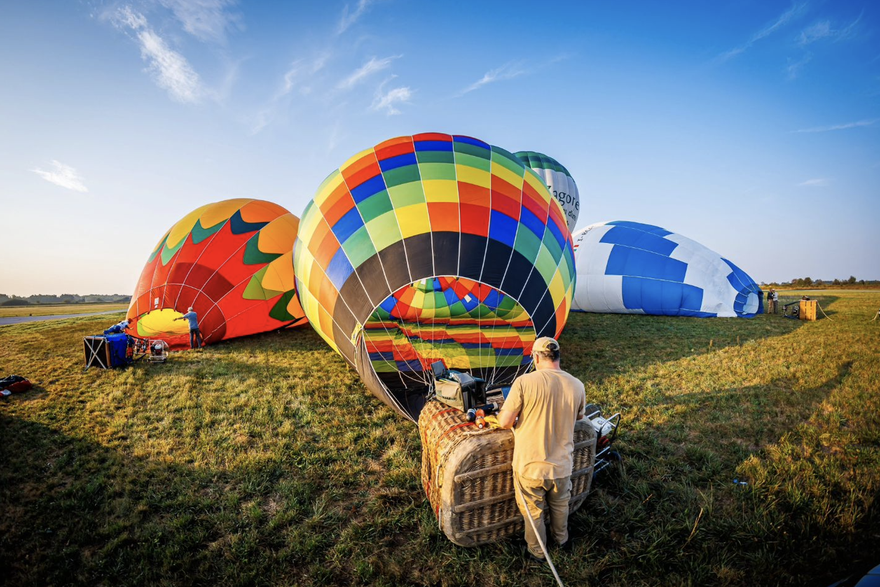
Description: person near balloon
496,337,586,562
175,307,203,349
766,288,778,314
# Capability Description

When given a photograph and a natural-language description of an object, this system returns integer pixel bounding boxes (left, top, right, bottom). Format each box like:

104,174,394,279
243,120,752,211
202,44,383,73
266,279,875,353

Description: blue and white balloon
571,221,763,317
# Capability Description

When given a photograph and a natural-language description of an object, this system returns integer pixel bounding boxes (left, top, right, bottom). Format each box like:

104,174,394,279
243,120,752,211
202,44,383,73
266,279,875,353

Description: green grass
1,291,878,586
0,303,128,318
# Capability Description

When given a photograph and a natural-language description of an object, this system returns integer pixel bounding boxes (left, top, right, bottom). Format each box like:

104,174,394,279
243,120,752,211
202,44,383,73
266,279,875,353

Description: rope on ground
817,302,833,321
513,475,565,587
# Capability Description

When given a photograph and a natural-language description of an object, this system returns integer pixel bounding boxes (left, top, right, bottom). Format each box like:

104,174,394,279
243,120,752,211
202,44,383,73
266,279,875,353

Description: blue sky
1,0,877,295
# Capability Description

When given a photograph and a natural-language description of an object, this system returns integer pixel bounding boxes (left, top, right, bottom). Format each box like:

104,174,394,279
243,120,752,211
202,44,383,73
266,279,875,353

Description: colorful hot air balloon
571,221,762,317
514,151,580,232
294,133,576,421
127,199,307,348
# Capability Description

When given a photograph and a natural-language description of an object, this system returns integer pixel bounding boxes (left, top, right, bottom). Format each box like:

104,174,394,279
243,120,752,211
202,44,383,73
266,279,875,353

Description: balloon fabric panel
128,199,307,349
514,151,580,232
294,133,576,421
571,221,762,318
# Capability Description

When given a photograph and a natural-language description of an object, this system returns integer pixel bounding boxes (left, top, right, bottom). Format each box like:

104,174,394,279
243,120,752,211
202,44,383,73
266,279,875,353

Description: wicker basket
419,400,596,547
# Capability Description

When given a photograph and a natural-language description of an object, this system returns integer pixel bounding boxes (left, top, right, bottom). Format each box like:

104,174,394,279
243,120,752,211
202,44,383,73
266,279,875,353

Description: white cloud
796,118,880,133
798,21,832,45
786,53,812,80
277,54,328,98
798,14,861,46
32,160,88,193
457,61,527,96
111,6,203,103
248,54,330,134
338,0,374,34
371,78,411,115
716,2,808,63
159,0,242,43
327,120,343,153
798,178,830,187
137,29,203,103
114,5,146,29
337,55,400,90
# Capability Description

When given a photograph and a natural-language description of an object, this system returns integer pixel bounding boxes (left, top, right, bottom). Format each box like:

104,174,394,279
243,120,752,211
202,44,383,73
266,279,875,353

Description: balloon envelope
571,221,762,317
514,151,580,232
128,199,307,348
294,133,576,421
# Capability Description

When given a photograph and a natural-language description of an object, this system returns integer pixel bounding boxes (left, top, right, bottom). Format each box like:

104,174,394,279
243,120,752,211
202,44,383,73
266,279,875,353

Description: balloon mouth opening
360,276,536,383
744,292,760,315
134,308,191,338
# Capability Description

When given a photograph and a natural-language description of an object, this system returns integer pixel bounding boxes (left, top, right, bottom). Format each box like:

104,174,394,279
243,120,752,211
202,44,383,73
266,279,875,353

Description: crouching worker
103,317,131,335
174,306,203,349
497,337,586,562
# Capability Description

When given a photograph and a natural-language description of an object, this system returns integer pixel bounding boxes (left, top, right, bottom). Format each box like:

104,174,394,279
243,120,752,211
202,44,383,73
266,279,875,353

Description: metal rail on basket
584,404,621,475
593,412,621,474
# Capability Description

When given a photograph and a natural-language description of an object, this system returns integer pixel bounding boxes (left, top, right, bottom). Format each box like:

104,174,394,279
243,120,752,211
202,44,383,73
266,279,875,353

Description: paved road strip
0,310,125,326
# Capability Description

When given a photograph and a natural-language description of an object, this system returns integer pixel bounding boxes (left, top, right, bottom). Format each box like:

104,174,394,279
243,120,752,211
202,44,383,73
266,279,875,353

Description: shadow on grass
0,413,253,586
562,310,807,385
626,360,853,466
0,410,438,587
569,360,880,587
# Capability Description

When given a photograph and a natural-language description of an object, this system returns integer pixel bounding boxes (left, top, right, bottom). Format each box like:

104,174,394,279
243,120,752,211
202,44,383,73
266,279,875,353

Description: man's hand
496,408,518,429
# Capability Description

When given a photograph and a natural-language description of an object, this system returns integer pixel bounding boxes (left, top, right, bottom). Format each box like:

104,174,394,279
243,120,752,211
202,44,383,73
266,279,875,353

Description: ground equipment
83,333,132,370
429,361,487,412
584,404,622,475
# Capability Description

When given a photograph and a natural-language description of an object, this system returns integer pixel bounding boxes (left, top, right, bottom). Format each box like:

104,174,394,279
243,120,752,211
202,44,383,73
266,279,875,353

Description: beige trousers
514,474,572,558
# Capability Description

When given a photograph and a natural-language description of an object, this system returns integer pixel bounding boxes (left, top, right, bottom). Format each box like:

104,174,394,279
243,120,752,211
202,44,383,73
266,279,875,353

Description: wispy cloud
327,120,343,153
159,0,242,43
716,2,808,63
798,178,830,187
798,20,832,45
786,52,812,80
32,160,88,193
337,55,400,90
371,77,411,115
111,6,203,103
457,61,528,96
796,118,880,133
277,55,328,98
249,55,329,134
798,13,861,46
338,0,374,35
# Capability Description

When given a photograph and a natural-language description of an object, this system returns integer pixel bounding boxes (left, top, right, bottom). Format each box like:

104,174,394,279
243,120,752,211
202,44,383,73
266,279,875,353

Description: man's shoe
521,544,546,564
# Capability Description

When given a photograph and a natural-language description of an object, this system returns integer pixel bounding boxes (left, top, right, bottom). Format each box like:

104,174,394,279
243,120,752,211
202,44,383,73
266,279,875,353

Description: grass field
1,290,878,586
0,303,129,318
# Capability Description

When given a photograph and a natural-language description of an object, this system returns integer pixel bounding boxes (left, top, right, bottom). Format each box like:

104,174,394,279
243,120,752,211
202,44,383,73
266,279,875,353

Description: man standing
497,337,586,562
175,306,203,349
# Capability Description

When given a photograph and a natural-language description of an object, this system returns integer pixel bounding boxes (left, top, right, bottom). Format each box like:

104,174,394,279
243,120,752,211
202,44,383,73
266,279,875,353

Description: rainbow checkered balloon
293,133,576,421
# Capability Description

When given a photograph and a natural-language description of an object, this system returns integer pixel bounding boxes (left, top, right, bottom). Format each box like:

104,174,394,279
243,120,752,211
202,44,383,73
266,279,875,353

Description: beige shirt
500,369,586,480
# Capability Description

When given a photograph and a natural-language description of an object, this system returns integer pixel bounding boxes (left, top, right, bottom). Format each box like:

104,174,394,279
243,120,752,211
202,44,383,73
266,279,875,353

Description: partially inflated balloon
571,221,762,317
127,199,307,348
294,133,576,421
514,151,580,232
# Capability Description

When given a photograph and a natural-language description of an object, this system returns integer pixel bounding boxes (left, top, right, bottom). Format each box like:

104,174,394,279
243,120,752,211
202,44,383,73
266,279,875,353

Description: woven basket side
421,401,599,547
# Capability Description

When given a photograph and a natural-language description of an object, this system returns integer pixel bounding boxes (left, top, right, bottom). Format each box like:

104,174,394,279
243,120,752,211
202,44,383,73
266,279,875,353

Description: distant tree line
0,293,131,306
762,276,879,289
